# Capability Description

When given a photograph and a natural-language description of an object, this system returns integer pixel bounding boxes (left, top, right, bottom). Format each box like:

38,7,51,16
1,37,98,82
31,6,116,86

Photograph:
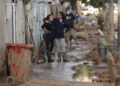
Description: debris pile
75,15,99,41
86,47,100,64
75,31,87,40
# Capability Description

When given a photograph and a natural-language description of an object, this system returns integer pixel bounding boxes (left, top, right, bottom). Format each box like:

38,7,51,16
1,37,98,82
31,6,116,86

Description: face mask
67,11,70,15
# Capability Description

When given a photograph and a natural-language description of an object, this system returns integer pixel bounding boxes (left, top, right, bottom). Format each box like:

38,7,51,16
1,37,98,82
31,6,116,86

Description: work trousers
55,38,66,53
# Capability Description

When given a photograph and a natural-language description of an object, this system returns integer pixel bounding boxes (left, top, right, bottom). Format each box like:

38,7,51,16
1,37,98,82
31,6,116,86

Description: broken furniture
106,52,120,85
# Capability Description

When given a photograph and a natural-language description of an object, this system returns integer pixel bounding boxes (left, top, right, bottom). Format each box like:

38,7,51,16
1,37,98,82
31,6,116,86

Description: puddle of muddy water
73,64,97,82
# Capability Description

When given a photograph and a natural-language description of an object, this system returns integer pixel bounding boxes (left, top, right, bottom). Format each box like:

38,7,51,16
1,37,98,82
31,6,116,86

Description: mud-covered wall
16,0,25,43
0,0,5,70
0,0,13,72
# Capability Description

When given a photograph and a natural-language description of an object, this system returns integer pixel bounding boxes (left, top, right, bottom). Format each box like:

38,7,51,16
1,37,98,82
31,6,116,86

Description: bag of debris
76,26,85,32
75,31,86,40
84,21,92,30
88,15,97,20
86,48,100,64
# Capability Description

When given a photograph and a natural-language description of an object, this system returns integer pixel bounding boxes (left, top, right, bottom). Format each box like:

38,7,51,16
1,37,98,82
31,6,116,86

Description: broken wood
106,52,120,82
25,16,38,57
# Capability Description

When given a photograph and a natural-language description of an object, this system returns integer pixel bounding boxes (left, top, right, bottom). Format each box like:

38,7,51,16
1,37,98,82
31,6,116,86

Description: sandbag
75,32,86,40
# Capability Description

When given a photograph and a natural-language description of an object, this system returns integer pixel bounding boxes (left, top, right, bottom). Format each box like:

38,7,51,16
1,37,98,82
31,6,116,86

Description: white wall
0,0,5,67
16,0,25,43
0,0,13,73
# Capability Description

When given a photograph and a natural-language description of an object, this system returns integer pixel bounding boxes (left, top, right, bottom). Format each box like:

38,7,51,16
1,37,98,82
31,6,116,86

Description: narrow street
21,39,114,86
30,40,93,81
0,0,120,86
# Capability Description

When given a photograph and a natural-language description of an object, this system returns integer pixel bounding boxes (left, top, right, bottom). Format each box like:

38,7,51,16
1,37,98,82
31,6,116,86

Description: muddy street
1,0,120,86
30,40,94,82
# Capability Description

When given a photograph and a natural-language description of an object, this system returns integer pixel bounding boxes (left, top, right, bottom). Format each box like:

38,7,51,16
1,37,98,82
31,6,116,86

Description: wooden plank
25,16,38,57
106,52,120,82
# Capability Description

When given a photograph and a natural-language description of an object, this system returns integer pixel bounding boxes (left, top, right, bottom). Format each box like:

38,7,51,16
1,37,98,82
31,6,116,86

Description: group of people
41,7,76,63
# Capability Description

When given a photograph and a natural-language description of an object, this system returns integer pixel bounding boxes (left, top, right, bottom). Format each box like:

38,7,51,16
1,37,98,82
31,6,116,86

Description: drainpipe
12,3,16,43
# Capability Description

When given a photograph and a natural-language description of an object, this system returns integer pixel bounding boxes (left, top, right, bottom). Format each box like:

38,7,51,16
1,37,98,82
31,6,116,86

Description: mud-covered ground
29,40,94,82
1,17,116,85
20,38,114,86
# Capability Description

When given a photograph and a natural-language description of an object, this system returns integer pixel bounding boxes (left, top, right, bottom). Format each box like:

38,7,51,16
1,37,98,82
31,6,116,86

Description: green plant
12,0,30,5
64,0,79,10
86,13,92,16
23,0,30,5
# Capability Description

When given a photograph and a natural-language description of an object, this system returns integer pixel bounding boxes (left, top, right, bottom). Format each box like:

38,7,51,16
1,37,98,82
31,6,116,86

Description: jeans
55,38,66,53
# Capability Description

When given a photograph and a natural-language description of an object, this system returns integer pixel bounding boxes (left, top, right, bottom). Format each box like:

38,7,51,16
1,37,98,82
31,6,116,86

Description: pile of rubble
87,48,98,61
75,15,98,41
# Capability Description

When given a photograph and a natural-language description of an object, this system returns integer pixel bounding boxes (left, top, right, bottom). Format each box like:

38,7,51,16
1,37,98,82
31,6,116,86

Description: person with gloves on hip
53,12,70,62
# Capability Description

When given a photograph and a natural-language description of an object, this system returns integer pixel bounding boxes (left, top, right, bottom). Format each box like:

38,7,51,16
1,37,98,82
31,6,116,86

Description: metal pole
118,0,120,60
12,3,16,43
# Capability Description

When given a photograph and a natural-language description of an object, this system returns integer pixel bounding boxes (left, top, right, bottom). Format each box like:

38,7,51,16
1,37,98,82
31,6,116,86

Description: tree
90,0,107,8
82,0,116,8
12,0,30,4
64,0,78,10
23,0,30,4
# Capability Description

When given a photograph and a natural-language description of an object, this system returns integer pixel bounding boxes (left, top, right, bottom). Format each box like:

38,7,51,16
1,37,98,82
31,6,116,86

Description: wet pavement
30,40,95,82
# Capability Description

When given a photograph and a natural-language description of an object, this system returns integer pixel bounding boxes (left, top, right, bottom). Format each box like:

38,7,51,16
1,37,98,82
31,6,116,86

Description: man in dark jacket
53,12,69,62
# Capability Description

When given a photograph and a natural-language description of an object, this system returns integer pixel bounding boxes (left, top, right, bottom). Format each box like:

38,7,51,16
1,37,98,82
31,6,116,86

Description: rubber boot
57,52,61,62
46,49,54,63
62,52,69,62
48,57,54,63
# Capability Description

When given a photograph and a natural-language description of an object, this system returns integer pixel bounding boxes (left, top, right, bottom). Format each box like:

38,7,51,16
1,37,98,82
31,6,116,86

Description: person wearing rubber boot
53,12,69,62
42,15,55,63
